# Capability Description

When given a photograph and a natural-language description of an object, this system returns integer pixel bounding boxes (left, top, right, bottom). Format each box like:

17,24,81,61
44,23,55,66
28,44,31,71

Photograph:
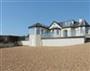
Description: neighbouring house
21,19,90,47
0,35,25,47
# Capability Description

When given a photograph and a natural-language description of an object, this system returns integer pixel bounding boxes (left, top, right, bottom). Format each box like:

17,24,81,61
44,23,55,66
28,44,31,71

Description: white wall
29,35,42,47
18,41,31,46
42,38,85,47
20,36,85,47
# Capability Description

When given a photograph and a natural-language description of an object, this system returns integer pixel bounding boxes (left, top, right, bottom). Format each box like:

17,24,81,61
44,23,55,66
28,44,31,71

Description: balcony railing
40,32,90,38
41,33,53,38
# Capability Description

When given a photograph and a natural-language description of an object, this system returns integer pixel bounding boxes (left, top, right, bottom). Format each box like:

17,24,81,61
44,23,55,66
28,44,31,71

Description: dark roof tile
28,23,49,29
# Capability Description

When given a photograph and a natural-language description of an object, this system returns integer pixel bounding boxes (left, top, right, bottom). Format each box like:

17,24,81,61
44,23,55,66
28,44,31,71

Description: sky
0,0,90,36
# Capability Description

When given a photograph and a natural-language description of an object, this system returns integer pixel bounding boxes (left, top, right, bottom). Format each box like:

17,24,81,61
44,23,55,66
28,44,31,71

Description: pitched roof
28,19,90,29
60,20,74,26
78,20,90,27
28,23,49,29
59,19,90,28
49,21,62,29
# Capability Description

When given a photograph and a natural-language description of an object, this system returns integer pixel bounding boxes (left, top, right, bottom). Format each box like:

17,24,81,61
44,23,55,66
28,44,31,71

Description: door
63,30,68,37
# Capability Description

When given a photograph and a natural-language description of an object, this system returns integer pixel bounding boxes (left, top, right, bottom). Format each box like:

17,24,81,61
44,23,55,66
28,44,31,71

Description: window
80,27,84,33
86,27,89,34
57,29,59,35
63,30,68,37
71,28,76,36
41,29,43,34
36,28,40,34
51,29,54,33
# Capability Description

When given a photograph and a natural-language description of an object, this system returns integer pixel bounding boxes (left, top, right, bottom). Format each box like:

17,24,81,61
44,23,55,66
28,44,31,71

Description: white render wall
19,41,31,46
20,36,85,47
29,35,42,47
42,38,85,47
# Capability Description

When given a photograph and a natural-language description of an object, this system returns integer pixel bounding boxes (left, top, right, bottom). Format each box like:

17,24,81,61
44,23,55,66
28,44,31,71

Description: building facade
28,19,90,38
23,19,90,47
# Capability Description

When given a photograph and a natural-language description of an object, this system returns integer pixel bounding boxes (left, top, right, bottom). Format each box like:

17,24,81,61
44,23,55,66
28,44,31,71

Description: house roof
49,21,62,29
28,23,49,29
49,21,62,27
78,20,90,27
61,20,79,28
59,19,90,28
28,19,90,29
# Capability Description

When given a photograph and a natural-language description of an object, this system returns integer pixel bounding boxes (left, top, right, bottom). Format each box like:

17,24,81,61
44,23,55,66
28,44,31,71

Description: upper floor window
63,30,68,37
57,29,59,35
51,29,54,33
71,28,76,36
41,29,44,34
36,28,40,35
80,27,84,33
86,27,89,34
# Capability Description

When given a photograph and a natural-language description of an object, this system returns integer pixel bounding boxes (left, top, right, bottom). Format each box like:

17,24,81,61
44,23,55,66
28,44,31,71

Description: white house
23,19,90,47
